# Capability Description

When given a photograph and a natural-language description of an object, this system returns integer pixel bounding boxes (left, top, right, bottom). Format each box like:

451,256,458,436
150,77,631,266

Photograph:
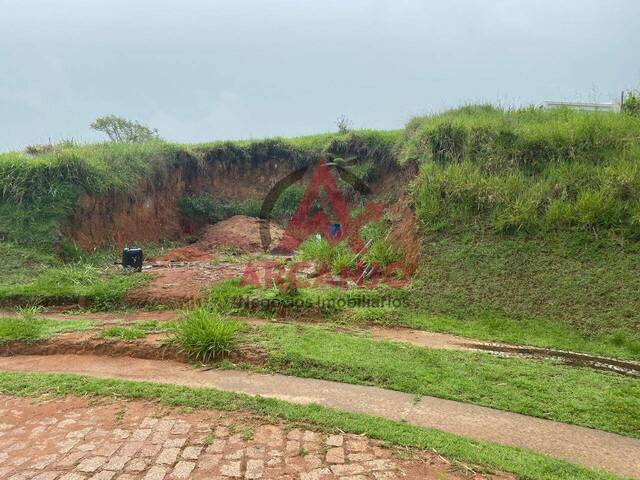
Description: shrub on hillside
623,91,640,117
173,308,241,362
409,107,640,238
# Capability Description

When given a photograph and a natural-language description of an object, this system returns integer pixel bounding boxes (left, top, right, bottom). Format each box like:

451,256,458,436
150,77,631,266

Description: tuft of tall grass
173,308,241,363
363,239,401,269
297,236,356,274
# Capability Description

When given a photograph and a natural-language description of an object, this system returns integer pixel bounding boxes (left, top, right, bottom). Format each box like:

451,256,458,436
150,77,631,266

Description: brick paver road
0,396,487,480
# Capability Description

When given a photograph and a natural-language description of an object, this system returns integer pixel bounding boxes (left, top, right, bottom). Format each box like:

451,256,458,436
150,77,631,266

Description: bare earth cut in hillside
126,216,285,305
158,216,285,262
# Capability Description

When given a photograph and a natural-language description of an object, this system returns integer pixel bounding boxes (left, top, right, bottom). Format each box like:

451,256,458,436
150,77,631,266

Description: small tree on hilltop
90,115,160,143
336,114,353,134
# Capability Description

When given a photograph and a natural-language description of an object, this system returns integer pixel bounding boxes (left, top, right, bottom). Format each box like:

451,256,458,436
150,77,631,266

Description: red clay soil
0,331,265,365
159,215,284,262
0,333,183,361
127,216,287,305
64,157,295,250
125,261,249,306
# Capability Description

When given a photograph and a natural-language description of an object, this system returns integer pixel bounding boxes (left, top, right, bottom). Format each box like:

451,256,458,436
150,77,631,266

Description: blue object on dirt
328,223,342,239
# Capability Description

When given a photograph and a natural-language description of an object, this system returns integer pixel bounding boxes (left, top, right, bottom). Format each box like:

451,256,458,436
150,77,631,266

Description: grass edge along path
250,323,640,439
0,371,623,480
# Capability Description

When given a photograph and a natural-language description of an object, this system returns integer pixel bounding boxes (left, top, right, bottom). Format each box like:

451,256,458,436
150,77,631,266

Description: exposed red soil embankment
64,156,290,250
158,215,284,262
125,215,285,305
0,331,265,365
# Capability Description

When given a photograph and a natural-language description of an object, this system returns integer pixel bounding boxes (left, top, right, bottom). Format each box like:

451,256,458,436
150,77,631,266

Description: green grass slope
2,106,640,347
405,106,640,344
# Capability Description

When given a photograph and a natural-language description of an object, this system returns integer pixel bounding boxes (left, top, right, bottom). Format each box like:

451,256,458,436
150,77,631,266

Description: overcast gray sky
1,0,639,152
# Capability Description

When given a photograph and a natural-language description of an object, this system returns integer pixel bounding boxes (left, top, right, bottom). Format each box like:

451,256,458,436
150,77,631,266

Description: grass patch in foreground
340,307,640,361
0,241,176,309
252,323,640,438
208,279,407,318
403,312,640,361
98,320,173,341
0,371,619,480
0,265,149,309
0,317,94,342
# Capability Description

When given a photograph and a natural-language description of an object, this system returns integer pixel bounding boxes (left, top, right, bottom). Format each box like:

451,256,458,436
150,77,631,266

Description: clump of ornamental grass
173,308,241,363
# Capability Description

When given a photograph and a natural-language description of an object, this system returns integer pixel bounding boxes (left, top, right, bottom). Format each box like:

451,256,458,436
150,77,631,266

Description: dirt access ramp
2,354,639,478
125,216,284,305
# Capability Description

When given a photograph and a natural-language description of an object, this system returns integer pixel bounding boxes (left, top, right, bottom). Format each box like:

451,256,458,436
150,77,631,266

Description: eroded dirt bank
64,153,294,250
63,144,416,252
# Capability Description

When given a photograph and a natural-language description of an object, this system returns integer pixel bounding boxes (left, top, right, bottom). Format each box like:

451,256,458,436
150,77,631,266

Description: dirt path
0,395,482,480
1,354,639,478
0,309,179,324
3,308,638,376
367,326,475,350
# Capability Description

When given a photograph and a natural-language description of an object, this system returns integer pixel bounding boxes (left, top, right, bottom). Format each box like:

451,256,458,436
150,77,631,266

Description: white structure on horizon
544,101,620,112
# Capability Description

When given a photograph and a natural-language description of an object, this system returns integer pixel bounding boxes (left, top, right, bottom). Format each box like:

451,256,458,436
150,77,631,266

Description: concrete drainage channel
466,343,640,378
346,325,640,378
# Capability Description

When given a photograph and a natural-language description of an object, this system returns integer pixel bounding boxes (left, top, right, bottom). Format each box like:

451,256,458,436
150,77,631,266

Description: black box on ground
122,247,144,271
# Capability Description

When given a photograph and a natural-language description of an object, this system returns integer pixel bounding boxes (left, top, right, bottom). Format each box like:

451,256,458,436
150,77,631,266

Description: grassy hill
1,105,639,349
403,106,640,350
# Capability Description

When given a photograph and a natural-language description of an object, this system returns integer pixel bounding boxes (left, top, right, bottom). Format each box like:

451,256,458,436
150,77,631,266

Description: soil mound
159,215,284,262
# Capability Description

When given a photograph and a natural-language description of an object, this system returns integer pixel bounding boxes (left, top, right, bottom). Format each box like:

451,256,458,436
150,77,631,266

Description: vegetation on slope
0,131,401,246
249,322,640,438
406,105,640,237
403,106,640,342
411,233,640,340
